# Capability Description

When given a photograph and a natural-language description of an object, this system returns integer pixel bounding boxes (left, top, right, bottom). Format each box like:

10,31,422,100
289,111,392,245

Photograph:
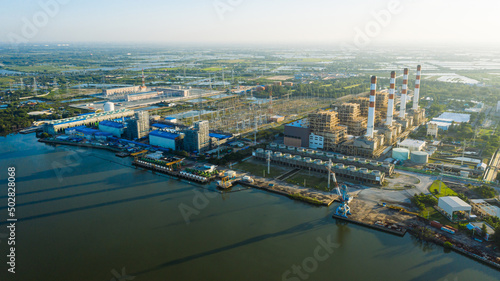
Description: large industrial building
281,65,427,158
284,119,310,147
98,120,125,137
126,111,150,139
183,120,210,153
43,109,135,135
103,86,141,97
126,91,160,102
149,130,183,150
438,196,472,221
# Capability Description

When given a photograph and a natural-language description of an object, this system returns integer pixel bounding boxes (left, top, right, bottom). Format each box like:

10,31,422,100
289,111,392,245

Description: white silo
104,102,115,112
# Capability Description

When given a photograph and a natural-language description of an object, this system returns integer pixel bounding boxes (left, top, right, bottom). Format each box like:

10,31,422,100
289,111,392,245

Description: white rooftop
439,196,471,209
398,139,426,148
437,112,470,123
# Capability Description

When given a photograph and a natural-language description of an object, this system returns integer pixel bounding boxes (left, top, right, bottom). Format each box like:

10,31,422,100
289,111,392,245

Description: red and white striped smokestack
399,68,409,118
365,75,377,138
412,65,421,110
386,71,396,126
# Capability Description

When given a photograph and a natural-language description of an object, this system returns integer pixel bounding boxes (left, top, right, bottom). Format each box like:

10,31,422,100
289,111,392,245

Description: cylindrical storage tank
306,149,314,154
270,143,278,148
347,165,357,171
304,157,312,163
411,151,428,164
314,159,323,165
392,148,410,161
274,152,282,157
284,153,292,159
359,168,369,174
256,148,264,153
104,102,115,112
316,151,324,156
297,147,306,152
293,155,302,161
336,164,345,169
279,144,287,149
326,153,335,158
287,146,295,151
372,170,382,176
337,155,346,160
348,156,355,161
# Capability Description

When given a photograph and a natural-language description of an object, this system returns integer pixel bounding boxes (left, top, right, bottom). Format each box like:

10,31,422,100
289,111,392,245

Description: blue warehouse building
99,120,125,137
149,130,183,150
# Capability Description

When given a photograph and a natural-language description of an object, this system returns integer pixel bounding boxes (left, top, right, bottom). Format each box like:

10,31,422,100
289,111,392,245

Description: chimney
399,68,408,118
412,65,421,110
365,76,377,138
386,71,396,126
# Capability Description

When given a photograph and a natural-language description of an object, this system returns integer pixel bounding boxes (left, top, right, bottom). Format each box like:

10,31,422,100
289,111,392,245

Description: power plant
284,65,426,158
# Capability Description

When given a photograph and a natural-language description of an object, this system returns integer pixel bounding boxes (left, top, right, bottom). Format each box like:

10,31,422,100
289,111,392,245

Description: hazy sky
1,0,499,46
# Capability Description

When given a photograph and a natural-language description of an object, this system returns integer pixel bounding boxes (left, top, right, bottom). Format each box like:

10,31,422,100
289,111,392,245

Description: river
0,134,498,281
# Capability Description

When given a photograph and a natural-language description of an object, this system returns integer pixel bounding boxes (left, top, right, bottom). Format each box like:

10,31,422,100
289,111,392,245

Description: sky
1,0,499,46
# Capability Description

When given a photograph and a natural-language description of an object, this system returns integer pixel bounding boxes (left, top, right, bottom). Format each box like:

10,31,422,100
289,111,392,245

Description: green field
429,180,458,197
420,206,458,229
233,160,286,178
286,171,331,191
202,67,223,72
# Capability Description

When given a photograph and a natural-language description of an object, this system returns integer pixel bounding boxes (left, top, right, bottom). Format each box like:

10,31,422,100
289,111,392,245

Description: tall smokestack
365,76,377,138
386,71,396,126
399,68,408,118
412,65,421,110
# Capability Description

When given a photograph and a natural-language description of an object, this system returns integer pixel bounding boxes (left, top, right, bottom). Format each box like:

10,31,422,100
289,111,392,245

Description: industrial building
268,143,394,175
126,111,150,139
308,110,347,151
398,139,426,152
427,122,439,137
44,109,134,135
183,120,210,153
126,91,160,102
254,148,385,185
156,87,190,97
102,86,141,97
149,130,183,150
98,120,125,137
336,103,367,136
438,196,472,221
284,119,310,147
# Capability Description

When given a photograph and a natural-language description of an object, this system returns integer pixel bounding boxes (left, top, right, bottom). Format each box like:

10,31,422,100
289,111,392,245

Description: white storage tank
392,148,410,161
270,143,278,148
104,102,115,112
279,144,287,149
411,151,429,164
287,146,296,151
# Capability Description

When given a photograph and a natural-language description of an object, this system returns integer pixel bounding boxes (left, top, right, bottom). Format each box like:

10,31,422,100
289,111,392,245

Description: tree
481,223,488,238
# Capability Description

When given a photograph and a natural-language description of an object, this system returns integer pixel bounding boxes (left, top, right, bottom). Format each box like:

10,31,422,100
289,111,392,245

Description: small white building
398,139,426,152
427,122,438,138
309,133,324,150
438,196,471,220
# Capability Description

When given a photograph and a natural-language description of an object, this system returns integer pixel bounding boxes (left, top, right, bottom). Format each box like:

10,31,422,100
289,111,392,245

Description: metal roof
209,133,231,139
438,196,471,209
99,120,124,128
152,123,173,128
398,139,426,148
149,130,179,140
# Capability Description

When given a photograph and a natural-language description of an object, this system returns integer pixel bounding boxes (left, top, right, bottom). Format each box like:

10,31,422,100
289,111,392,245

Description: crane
332,172,351,218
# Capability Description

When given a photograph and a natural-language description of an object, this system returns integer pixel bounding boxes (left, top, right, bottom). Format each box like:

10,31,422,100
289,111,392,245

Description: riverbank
38,138,122,152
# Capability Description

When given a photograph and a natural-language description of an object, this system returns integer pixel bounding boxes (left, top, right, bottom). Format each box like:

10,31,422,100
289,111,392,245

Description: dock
332,214,407,236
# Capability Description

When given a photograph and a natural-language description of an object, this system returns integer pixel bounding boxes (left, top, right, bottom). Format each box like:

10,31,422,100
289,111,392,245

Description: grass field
420,206,458,229
5,65,84,72
429,180,458,197
202,67,223,72
233,160,286,178
286,171,330,191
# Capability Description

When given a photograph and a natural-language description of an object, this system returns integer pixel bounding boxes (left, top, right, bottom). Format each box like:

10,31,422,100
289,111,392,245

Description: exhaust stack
365,76,377,138
386,71,396,126
399,68,409,118
412,65,421,110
